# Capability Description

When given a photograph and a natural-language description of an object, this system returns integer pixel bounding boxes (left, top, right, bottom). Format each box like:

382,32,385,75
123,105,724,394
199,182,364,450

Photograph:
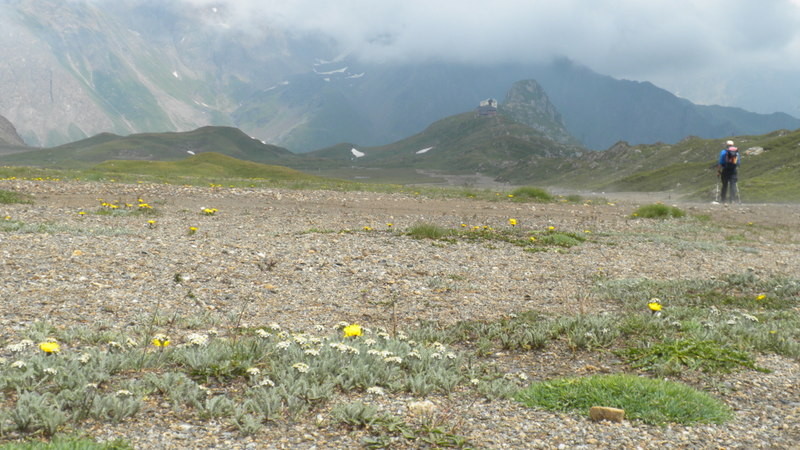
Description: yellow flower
363,226,373,231
151,334,170,347
547,226,555,231
39,341,61,354
188,226,198,235
756,294,766,301
78,211,86,215
529,236,537,242
508,218,517,227
461,223,467,228
386,223,393,228
343,324,363,338
648,299,662,312
507,194,514,198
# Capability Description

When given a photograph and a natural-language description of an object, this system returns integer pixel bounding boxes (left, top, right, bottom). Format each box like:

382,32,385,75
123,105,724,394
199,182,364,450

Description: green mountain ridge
2,113,798,202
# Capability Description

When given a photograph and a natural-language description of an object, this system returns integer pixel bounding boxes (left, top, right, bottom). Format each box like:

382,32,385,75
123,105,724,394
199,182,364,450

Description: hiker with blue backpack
717,140,740,203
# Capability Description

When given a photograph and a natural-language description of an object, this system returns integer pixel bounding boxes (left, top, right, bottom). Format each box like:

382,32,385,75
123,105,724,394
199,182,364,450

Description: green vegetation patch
619,339,767,374
631,203,685,219
0,434,131,449
510,186,553,202
515,374,733,425
0,189,33,204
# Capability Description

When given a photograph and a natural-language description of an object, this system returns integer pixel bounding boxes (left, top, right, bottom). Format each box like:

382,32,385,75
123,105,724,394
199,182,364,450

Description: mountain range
2,0,799,152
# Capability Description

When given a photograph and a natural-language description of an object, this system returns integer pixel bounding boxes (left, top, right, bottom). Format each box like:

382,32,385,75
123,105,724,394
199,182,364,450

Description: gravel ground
1,179,799,449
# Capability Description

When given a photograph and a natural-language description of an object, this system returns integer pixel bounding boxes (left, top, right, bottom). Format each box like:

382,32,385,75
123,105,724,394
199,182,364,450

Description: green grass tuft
631,203,685,219
510,186,553,202
0,189,34,204
515,374,733,425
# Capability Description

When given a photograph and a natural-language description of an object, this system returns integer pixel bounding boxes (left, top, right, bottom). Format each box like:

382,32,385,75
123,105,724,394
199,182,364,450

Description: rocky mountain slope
2,0,799,152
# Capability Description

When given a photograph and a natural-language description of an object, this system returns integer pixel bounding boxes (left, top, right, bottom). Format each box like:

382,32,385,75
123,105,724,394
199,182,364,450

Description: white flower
397,332,408,341
430,352,442,360
432,342,446,352
255,329,271,339
742,314,759,323
406,350,421,359
383,356,403,364
726,319,737,325
11,360,27,369
207,328,219,337
0,357,6,365
470,378,480,386
277,331,290,340
366,386,386,396
246,367,261,376
187,333,209,347
126,338,138,348
304,348,321,356
292,362,310,373
85,383,99,390
376,331,391,340
364,338,377,347
115,390,134,398
268,323,282,331
78,353,92,364
108,341,123,350
259,378,275,387
314,324,326,333
276,340,292,350
445,352,457,360
43,367,58,376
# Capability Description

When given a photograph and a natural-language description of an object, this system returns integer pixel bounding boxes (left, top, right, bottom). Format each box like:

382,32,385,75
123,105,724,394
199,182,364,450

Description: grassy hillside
0,126,298,169
91,152,325,183
532,129,800,202
306,112,586,175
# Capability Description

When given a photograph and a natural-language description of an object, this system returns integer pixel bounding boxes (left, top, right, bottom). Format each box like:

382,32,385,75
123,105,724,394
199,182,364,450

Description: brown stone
589,406,625,422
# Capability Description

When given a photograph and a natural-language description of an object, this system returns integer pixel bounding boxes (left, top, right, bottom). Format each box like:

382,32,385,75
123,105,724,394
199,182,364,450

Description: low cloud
180,0,800,81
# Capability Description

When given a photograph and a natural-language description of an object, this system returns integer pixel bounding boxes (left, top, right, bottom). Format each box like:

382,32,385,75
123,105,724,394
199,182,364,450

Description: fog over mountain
1,0,799,150
177,0,800,116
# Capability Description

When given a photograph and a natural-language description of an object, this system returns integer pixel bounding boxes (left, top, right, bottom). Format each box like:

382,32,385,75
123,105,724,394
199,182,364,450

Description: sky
192,0,800,115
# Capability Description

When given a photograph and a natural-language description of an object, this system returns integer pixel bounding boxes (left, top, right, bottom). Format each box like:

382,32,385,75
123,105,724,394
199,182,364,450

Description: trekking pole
715,174,721,203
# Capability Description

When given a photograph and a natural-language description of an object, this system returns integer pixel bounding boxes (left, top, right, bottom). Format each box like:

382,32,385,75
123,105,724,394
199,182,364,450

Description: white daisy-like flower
430,352,442,360
366,386,386,396
43,367,58,376
292,362,310,373
246,367,261,376
187,333,209,347
383,356,402,364
255,329,271,339
259,378,275,387
11,360,27,369
406,350,421,359
276,340,292,350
